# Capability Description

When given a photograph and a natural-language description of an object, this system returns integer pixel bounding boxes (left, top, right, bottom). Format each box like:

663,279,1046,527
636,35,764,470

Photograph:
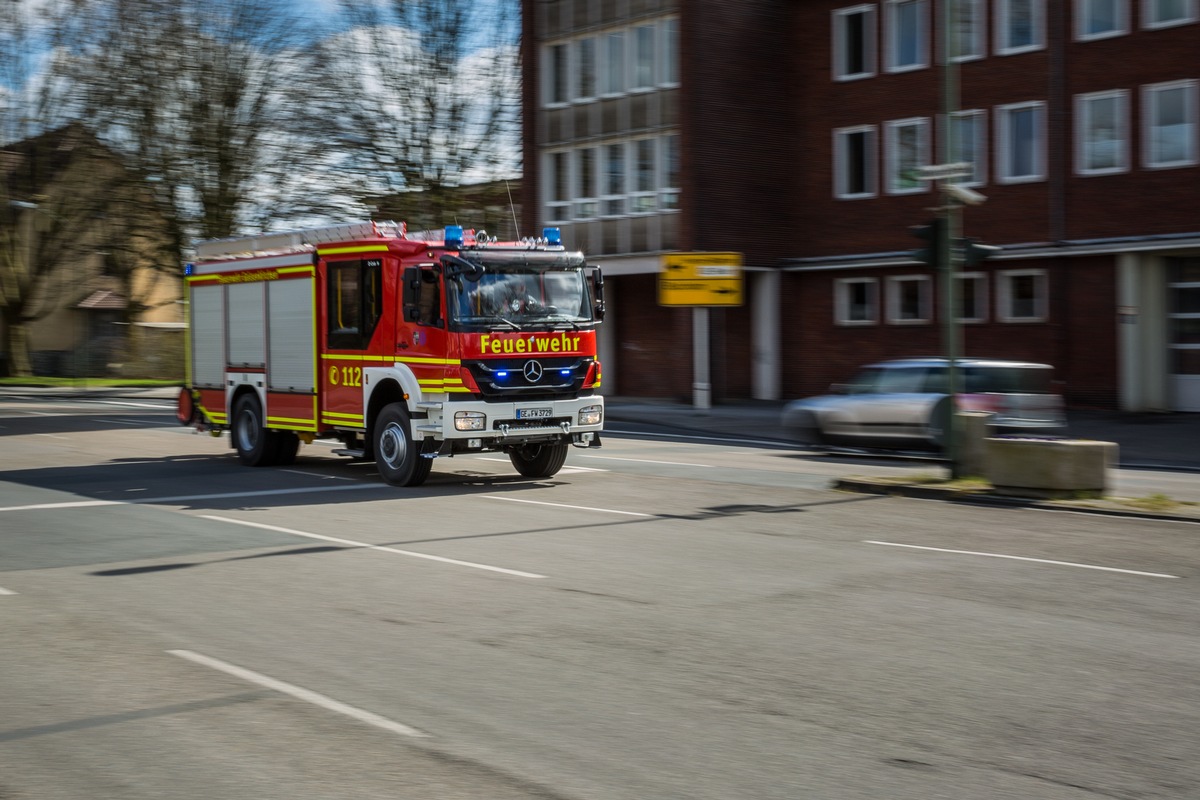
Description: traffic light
959,237,1000,267
909,218,944,269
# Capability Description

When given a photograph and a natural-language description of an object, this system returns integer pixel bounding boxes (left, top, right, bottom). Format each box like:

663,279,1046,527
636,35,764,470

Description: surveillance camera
942,184,987,206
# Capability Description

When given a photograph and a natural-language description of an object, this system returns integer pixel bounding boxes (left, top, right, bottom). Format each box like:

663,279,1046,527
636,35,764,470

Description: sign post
659,253,744,409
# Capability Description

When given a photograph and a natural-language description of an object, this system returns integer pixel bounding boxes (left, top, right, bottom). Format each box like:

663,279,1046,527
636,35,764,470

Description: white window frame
659,133,680,212
660,17,680,87
833,4,877,81
601,31,625,96
544,43,569,106
950,0,986,61
946,109,987,185
996,0,1045,55
573,147,599,220
574,36,597,102
1143,0,1197,29
1076,89,1129,175
998,269,1048,322
886,275,933,324
601,141,627,218
835,277,879,325
545,150,570,223
631,23,656,91
1076,0,1128,40
833,124,878,199
955,272,988,322
1143,80,1198,169
996,101,1046,184
629,137,657,214
885,0,928,73
885,117,930,194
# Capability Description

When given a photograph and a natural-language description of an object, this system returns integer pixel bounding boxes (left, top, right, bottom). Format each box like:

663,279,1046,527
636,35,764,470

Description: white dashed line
866,540,1180,579
169,650,425,737
479,495,653,517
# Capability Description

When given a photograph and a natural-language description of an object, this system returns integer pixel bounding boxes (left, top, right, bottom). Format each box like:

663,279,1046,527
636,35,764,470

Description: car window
921,366,949,393
966,366,1053,393
865,366,927,394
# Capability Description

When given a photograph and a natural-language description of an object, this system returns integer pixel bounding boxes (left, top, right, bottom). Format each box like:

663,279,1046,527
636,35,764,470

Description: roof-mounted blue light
542,227,561,246
445,225,464,250
184,263,194,276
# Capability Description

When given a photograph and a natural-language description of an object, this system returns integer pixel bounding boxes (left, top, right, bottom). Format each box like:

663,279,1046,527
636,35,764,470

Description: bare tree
307,0,522,229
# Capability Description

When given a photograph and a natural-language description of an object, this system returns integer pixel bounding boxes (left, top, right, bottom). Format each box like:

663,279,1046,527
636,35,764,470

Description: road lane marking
866,540,1180,579
479,495,653,517
473,457,606,473
201,515,546,578
280,469,355,481
580,454,715,468
0,586,16,595
168,650,426,737
0,484,380,513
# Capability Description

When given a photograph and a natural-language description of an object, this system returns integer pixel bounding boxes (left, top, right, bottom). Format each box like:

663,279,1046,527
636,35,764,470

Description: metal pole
693,306,711,409
941,0,963,478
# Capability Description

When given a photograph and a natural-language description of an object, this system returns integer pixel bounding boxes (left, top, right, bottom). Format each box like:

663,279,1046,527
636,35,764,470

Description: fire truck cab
179,221,605,487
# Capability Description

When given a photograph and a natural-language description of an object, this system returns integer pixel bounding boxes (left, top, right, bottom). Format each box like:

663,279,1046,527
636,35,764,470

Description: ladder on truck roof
193,220,407,260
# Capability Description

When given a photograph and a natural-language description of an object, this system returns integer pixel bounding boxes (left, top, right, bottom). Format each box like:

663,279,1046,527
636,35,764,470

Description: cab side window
328,258,382,349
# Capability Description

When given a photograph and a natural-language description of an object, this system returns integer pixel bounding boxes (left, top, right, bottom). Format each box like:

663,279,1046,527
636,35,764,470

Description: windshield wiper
540,314,581,330
459,314,521,331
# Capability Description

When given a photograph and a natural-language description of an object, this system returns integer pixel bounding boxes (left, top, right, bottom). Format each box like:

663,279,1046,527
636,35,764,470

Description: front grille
463,356,594,400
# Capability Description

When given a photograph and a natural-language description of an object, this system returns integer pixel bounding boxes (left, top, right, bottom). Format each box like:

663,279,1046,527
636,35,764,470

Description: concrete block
956,411,994,478
984,438,1118,498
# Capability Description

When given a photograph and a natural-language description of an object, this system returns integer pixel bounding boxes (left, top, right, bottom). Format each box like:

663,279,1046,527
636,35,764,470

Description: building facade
522,0,1200,411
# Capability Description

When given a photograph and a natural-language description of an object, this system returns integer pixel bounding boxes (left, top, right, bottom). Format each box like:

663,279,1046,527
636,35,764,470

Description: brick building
522,0,1200,411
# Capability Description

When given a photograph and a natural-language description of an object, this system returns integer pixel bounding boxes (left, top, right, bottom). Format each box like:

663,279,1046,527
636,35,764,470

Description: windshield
448,267,593,330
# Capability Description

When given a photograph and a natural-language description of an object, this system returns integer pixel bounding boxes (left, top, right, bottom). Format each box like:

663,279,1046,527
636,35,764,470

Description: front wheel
509,443,569,478
233,393,278,466
373,403,432,487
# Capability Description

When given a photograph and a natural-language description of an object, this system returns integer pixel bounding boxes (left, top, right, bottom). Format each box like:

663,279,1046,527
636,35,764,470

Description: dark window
327,258,382,349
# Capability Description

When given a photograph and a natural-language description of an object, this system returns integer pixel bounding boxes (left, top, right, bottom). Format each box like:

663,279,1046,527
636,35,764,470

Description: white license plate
516,407,552,420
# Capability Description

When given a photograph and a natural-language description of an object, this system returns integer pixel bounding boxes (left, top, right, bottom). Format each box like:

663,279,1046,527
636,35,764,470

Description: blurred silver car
781,357,1067,450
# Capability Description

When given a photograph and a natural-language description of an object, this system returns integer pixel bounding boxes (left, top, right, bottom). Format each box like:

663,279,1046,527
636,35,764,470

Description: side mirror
590,265,605,322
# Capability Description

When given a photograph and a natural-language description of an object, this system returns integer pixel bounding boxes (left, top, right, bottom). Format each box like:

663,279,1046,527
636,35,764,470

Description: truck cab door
320,256,384,426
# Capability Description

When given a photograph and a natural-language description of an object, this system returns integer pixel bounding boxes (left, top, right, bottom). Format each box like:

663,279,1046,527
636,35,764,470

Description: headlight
577,404,602,426
454,411,486,431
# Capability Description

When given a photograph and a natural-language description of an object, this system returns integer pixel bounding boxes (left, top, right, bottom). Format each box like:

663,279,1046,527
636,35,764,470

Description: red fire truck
177,221,605,486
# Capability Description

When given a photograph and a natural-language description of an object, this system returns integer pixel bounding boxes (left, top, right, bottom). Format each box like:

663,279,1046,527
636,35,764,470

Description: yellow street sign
658,252,744,307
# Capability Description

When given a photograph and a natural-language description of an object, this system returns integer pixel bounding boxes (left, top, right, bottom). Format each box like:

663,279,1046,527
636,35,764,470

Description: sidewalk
602,397,1200,472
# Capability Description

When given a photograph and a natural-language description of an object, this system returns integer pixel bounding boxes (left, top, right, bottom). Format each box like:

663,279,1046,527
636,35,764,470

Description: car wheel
509,443,569,478
233,393,279,466
373,402,432,487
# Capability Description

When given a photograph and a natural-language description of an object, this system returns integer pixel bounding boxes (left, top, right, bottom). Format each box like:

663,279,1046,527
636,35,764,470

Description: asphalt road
2,396,1198,799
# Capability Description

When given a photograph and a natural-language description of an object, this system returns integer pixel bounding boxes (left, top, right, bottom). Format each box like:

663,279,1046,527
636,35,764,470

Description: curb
834,477,1200,524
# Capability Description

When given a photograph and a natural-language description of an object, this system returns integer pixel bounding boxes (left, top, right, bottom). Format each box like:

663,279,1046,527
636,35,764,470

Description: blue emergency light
542,227,561,246
444,225,464,249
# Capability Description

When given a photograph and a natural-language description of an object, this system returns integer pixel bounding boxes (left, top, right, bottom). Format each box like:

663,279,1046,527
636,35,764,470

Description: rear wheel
373,403,432,487
509,443,569,478
274,431,301,466
233,394,279,466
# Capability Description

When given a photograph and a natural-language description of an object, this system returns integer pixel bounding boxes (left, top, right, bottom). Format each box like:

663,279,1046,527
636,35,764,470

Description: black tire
509,443,569,478
274,432,301,466
233,393,279,467
373,402,432,487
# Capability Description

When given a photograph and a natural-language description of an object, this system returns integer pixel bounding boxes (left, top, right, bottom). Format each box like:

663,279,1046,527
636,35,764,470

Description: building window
602,31,625,95
547,151,569,222
576,37,596,100
948,109,987,184
1144,80,1197,168
633,24,655,89
630,138,656,213
997,101,1045,183
1168,258,1200,379
996,0,1045,54
836,278,879,325
834,125,878,199
887,275,932,323
833,5,877,80
661,18,679,85
886,0,927,72
546,43,568,105
955,272,988,322
950,0,986,60
885,118,930,194
660,134,680,211
1143,0,1197,28
602,142,625,217
1076,90,1128,174
574,148,598,220
1077,0,1128,39
998,269,1048,321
